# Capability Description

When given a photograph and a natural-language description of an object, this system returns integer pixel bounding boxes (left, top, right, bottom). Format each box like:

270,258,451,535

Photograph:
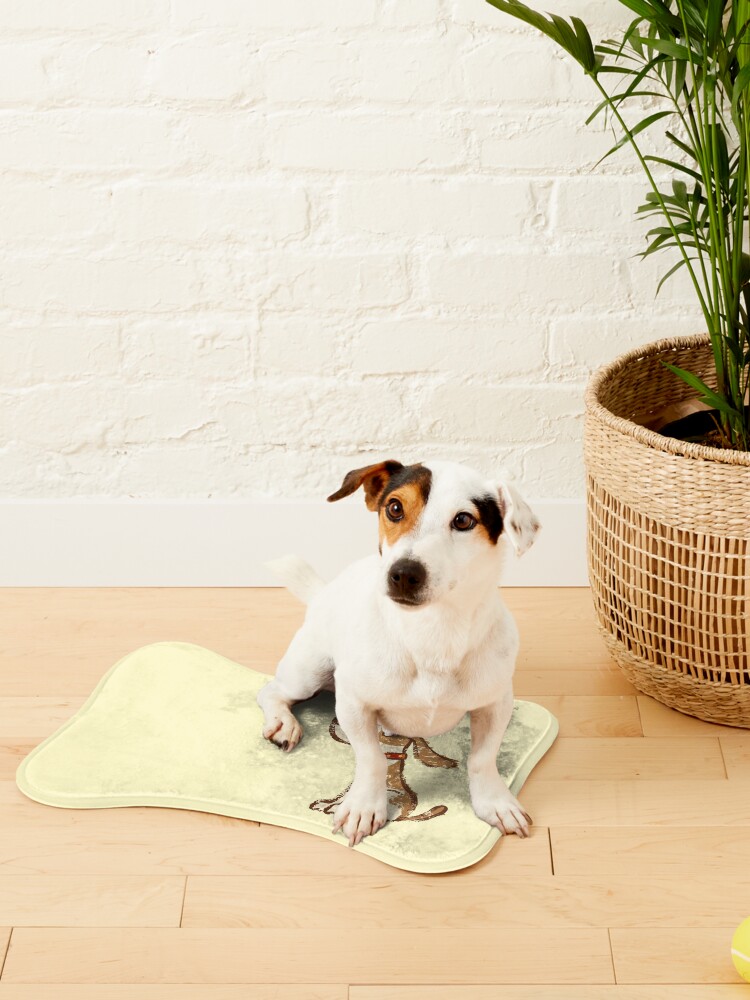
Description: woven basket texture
584,334,750,727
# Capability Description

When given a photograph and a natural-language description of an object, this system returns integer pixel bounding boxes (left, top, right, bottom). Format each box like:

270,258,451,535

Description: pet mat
17,642,558,873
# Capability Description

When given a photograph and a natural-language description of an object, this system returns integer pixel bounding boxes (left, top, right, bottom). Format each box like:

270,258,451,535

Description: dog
257,459,540,847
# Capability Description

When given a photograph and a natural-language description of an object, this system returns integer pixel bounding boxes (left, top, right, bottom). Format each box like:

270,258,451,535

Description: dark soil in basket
659,406,750,448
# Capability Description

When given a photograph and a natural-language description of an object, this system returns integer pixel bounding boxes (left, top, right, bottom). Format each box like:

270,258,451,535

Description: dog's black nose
388,558,427,603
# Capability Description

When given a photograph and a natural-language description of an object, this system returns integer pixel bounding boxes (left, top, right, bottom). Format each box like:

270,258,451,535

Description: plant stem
590,75,713,331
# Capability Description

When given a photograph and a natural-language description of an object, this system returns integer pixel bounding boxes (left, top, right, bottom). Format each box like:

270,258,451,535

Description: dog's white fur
257,459,540,847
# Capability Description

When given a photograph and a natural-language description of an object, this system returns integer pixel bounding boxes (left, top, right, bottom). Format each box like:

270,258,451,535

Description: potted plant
486,0,750,724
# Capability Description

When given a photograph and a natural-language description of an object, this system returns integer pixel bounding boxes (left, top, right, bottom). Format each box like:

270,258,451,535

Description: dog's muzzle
387,557,428,606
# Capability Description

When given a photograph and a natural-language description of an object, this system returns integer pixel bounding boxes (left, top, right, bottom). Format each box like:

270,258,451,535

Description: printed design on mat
310,717,459,822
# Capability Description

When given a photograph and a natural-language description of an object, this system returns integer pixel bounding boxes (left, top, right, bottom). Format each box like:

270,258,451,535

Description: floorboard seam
547,827,555,875
0,927,13,980
607,927,617,984
634,696,645,737
717,738,729,780
179,876,188,927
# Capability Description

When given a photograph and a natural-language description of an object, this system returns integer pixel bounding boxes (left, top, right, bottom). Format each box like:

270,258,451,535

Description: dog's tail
264,554,327,605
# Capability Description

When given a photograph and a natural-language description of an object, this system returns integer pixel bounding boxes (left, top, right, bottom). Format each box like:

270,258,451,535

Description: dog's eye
385,498,404,522
451,512,476,532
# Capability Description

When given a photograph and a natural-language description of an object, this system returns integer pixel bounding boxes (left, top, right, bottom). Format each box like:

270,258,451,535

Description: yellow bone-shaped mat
16,642,558,873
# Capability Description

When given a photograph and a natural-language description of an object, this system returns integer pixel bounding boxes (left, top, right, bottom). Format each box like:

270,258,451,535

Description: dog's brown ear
327,460,404,511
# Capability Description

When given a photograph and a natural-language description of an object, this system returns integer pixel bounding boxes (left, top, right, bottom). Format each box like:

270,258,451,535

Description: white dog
257,459,540,847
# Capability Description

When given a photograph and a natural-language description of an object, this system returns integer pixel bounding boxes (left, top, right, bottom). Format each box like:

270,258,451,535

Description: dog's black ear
327,460,404,511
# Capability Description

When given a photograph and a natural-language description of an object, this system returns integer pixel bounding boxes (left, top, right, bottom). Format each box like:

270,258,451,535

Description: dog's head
327,459,540,609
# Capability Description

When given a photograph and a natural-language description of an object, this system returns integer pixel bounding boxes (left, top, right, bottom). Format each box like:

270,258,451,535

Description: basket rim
585,333,750,467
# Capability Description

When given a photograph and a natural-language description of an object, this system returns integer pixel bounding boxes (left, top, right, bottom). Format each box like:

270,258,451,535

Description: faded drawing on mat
310,716,460,822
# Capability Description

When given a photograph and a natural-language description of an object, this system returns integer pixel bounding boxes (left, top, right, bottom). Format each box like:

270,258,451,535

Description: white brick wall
0,0,704,503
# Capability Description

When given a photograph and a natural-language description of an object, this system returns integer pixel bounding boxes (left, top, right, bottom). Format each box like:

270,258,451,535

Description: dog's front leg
331,698,388,847
468,692,533,838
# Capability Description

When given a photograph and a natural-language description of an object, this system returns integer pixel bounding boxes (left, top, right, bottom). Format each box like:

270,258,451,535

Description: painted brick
118,383,221,445
260,42,361,105
298,380,427,448
0,182,110,241
120,319,253,382
426,252,625,310
0,2,707,505
111,183,308,244
352,318,545,377
548,312,703,378
475,106,681,175
0,1,168,32
2,258,198,313
217,379,422,450
474,109,617,173
337,178,544,240
261,39,461,106
0,111,188,171
448,0,632,36
625,252,704,310
355,38,462,104
0,44,56,105
0,441,123,496
0,324,121,385
111,444,239,498
257,314,341,375
459,34,573,105
424,383,584,445
171,0,377,30
550,176,650,240
150,44,262,103
521,438,586,499
263,255,409,311
378,0,444,26
267,115,467,172
48,43,153,104
180,114,264,171
2,385,122,450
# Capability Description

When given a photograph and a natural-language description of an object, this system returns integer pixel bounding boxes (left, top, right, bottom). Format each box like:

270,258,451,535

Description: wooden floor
0,587,748,998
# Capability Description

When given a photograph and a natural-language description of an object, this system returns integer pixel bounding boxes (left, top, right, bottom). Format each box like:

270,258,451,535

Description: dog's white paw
472,790,533,838
332,786,388,847
262,712,302,752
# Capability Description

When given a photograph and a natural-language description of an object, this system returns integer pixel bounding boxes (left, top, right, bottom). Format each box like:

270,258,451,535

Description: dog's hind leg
257,625,332,751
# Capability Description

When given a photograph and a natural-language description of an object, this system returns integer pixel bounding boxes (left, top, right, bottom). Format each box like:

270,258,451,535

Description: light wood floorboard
529,736,725,780
0,987,345,999
0,927,614,985
719,737,750,780
0,587,746,992
514,668,637,696
0,876,185,927
531,695,643,737
551,826,750,876
180,872,750,929
637,696,750,739
351,989,750,1000
611,927,739,983
0,698,86,738
521,778,750,826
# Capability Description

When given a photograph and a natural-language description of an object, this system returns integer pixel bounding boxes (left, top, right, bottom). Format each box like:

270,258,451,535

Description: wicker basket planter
585,334,750,727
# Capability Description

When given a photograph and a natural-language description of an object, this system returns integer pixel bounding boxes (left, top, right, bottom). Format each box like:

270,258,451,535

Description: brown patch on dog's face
378,464,432,548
